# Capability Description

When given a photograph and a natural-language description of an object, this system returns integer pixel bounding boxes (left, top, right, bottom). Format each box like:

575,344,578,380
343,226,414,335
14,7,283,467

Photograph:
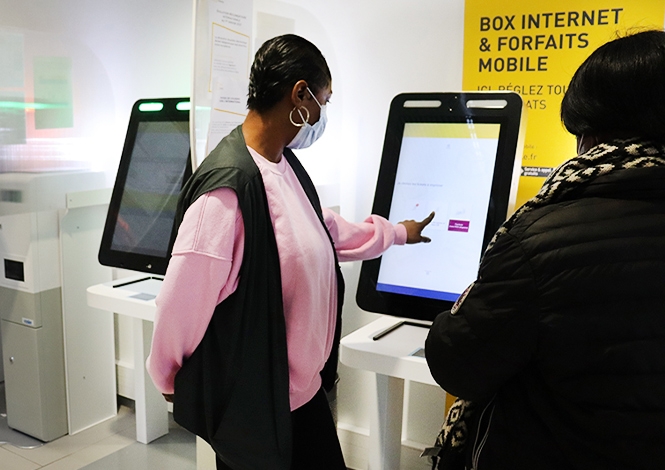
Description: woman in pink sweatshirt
147,34,433,470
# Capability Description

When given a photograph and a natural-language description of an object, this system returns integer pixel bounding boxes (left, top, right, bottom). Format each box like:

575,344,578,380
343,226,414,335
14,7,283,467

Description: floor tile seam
2,444,46,465
0,444,44,469
0,411,134,466
49,429,134,464
2,428,127,467
35,435,134,470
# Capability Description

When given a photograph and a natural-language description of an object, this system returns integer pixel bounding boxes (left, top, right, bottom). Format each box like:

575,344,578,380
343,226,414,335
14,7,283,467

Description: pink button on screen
448,220,470,232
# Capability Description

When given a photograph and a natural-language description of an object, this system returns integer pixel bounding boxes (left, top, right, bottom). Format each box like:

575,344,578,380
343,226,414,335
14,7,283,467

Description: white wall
0,0,192,180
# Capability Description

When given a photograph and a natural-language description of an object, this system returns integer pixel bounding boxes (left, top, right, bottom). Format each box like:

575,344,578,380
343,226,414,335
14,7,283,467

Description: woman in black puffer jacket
425,30,665,470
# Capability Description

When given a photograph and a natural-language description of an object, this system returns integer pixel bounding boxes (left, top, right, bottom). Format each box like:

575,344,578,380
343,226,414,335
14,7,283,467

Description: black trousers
216,387,346,470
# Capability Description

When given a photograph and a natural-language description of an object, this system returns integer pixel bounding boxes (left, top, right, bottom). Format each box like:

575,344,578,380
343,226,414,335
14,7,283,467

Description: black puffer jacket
426,164,665,469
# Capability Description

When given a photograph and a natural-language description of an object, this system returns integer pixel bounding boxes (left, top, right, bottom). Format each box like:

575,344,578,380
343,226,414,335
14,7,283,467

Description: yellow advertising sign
463,1,665,208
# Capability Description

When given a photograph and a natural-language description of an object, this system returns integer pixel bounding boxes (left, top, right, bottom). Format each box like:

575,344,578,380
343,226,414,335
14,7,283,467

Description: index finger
419,211,435,227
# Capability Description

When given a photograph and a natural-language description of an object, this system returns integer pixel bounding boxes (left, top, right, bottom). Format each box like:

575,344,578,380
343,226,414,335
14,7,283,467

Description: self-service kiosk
0,171,105,441
342,92,525,470
356,92,525,322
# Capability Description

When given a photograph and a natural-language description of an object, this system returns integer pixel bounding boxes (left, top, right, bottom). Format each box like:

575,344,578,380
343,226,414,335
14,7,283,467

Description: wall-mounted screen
356,92,524,321
98,98,192,275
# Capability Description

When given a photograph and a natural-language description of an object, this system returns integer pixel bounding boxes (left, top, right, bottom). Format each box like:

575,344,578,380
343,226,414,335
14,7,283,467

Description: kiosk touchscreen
356,92,524,322
98,98,192,276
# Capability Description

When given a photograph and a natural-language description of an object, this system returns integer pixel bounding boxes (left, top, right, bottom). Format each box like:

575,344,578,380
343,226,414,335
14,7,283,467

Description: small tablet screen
376,122,500,302
356,92,524,321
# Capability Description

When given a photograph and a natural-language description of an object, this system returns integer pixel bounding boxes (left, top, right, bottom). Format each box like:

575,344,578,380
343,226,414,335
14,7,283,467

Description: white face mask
287,87,327,149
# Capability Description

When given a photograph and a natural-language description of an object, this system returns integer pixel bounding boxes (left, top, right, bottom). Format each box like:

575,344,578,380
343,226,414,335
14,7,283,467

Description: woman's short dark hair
561,30,665,141
247,34,331,112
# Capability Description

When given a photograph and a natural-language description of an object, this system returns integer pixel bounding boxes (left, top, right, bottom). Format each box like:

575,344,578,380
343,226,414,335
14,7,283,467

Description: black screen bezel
356,92,523,321
98,98,192,275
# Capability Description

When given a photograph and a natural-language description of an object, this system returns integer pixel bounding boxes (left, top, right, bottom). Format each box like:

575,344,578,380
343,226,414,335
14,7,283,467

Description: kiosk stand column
340,316,437,470
133,317,168,444
369,374,404,470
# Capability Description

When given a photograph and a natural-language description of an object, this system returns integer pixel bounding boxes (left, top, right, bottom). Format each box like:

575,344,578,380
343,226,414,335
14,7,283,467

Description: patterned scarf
428,138,665,470
487,137,665,253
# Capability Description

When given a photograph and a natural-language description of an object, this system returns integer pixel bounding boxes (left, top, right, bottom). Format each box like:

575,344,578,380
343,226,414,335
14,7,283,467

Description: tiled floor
0,400,196,470
0,381,362,470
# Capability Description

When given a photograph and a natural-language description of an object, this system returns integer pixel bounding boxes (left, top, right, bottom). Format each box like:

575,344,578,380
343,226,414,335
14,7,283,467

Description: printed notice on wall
205,0,253,157
463,1,665,209
208,0,252,92
207,74,249,153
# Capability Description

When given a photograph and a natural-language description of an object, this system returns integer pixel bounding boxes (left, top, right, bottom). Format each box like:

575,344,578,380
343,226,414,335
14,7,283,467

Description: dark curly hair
561,30,665,142
247,34,331,113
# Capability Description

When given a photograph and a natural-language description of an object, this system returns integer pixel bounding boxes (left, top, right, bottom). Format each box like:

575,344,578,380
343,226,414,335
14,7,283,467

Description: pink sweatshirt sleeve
323,207,407,263
146,187,244,394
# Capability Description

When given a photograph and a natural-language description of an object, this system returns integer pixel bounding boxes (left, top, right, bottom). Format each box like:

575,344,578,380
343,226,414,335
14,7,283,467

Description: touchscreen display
376,122,500,301
109,120,190,258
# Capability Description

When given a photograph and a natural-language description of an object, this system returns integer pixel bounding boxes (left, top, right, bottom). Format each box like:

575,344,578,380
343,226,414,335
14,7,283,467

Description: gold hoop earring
289,106,310,128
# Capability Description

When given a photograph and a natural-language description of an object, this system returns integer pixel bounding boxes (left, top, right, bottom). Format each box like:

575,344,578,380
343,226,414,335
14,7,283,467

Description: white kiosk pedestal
86,276,169,445
87,276,217,469
340,316,435,470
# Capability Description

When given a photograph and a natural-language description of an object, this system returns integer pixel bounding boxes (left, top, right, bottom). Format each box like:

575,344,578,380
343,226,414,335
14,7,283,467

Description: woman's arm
146,187,244,394
323,208,434,262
